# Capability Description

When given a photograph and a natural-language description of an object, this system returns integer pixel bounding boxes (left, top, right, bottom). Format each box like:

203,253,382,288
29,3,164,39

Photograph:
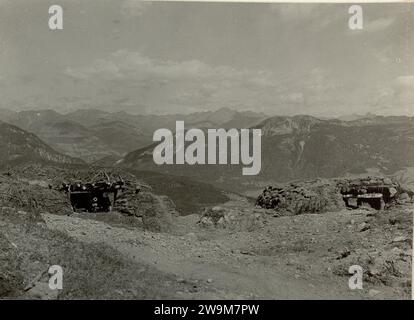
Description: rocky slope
3,110,147,162
255,115,414,181
119,115,414,191
0,121,83,168
0,163,411,299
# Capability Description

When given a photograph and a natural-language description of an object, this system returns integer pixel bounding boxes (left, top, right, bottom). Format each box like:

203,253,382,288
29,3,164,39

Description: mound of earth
5,164,228,216
0,174,72,216
256,177,413,215
256,179,345,215
0,165,178,232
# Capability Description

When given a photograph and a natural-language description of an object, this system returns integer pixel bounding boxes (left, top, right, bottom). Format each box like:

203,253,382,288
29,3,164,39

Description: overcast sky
0,0,413,116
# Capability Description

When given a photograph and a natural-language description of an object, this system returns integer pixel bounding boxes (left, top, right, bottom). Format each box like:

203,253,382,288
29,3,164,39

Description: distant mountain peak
255,114,324,136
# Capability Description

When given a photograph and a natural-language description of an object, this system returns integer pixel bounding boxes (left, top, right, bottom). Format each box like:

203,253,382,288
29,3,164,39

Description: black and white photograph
0,0,413,303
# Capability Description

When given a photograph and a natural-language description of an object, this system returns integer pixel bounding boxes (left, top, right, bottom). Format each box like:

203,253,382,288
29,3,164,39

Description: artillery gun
60,172,125,213
340,180,399,210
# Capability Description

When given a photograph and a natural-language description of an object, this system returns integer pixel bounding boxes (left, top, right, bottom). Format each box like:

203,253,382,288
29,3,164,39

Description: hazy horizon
0,1,413,117
1,105,414,120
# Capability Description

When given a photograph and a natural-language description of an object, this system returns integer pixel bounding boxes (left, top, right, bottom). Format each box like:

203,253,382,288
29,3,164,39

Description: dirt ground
42,194,412,299
0,168,412,299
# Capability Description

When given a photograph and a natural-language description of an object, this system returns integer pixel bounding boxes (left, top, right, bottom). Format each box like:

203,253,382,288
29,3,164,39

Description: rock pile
199,206,228,226
0,175,72,216
113,180,150,215
198,205,266,231
256,176,413,215
256,180,343,215
337,176,413,207
332,243,412,289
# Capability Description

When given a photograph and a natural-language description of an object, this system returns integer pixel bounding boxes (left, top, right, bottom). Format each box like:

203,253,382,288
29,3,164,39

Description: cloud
121,0,151,18
393,76,414,107
62,50,409,116
280,92,305,104
367,76,414,115
395,75,414,87
65,50,271,85
273,5,395,36
269,4,345,32
63,50,281,113
271,4,317,20
0,0,12,6
363,17,395,33
66,58,122,80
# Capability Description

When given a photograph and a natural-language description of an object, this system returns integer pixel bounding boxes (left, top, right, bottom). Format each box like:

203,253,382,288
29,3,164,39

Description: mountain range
0,108,266,162
1,108,413,191
118,114,414,190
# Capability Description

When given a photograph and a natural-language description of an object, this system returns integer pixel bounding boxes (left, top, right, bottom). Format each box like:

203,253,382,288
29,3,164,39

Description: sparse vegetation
0,206,194,299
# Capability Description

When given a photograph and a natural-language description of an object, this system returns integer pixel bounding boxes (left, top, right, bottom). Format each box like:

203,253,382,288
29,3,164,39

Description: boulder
25,282,59,300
